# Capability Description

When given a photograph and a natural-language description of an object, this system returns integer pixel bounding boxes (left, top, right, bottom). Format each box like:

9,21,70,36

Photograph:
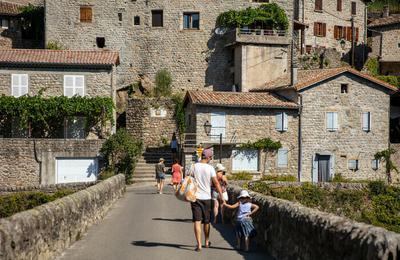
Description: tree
375,148,398,183
154,69,172,97
241,138,282,176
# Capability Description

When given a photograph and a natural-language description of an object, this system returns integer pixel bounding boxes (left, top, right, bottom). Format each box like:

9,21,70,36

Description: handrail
238,28,286,37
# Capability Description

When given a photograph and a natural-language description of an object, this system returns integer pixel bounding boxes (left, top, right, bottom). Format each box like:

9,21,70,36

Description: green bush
0,189,74,218
100,129,143,184
228,171,253,181
376,76,400,89
46,41,63,50
365,57,379,76
261,175,297,182
154,69,172,97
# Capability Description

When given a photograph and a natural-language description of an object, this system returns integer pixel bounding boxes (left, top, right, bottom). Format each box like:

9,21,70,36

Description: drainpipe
33,139,42,185
297,94,303,182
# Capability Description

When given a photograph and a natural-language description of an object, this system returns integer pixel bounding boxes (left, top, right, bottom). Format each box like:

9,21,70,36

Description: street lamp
203,120,222,163
204,120,212,136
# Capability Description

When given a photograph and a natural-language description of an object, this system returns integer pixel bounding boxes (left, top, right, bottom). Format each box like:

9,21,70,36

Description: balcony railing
225,28,290,46
238,28,287,37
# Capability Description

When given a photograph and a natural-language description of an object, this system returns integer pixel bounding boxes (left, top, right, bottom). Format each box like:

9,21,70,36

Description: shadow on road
131,240,235,252
152,217,192,223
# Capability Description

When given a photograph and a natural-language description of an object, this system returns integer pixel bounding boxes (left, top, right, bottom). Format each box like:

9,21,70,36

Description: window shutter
327,113,332,130
276,113,283,131
351,2,357,15
333,112,338,130
283,113,288,131
312,155,318,183
12,74,28,97
314,22,317,36
315,0,322,10
12,74,19,97
329,155,335,180
346,27,351,41
20,74,28,96
337,0,342,11
362,112,371,131
322,23,327,37
277,149,288,168
334,26,338,39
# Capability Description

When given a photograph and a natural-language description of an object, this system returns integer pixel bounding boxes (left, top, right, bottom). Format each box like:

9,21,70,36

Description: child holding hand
223,190,259,252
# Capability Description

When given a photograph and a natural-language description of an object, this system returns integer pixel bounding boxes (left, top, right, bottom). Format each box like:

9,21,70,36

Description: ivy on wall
216,3,289,31
0,94,114,138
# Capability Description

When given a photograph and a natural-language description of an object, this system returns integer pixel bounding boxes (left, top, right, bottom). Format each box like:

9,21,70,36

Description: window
334,26,346,40
326,112,338,131
118,13,122,22
314,22,326,37
337,0,342,11
183,12,200,30
232,149,259,172
345,27,359,42
96,37,105,48
315,0,323,11
1,18,9,29
134,16,140,25
80,7,92,23
371,159,379,170
210,112,226,140
275,112,288,132
152,10,163,27
348,159,359,171
64,75,84,97
362,112,371,132
341,84,348,93
351,2,357,15
11,74,28,97
65,117,86,139
277,148,288,168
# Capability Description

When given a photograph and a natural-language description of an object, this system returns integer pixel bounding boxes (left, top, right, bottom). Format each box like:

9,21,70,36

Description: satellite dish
214,27,227,35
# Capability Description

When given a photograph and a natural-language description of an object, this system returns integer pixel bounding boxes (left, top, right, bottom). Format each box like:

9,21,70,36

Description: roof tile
369,14,400,27
0,49,120,66
0,1,23,16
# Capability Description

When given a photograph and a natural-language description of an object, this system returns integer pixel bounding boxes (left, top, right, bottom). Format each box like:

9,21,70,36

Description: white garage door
232,149,259,172
56,158,98,184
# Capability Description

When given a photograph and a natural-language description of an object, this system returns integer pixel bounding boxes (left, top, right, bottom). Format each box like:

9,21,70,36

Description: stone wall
126,97,177,148
299,73,391,181
0,174,125,260
377,24,400,62
192,105,299,175
225,185,400,260
0,68,113,98
0,181,98,195
45,0,293,91
0,139,104,187
392,143,400,182
302,0,366,52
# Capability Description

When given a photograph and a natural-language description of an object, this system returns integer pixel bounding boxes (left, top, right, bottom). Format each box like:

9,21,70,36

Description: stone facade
0,174,125,260
392,143,400,182
0,68,113,97
45,0,293,91
186,104,299,176
298,73,391,181
225,185,400,260
126,97,177,148
0,139,104,187
300,0,366,52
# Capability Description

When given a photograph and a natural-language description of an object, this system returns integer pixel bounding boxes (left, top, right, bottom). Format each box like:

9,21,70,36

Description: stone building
368,13,400,75
183,67,397,182
0,49,120,187
295,0,367,58
0,0,44,49
183,91,299,177
44,0,294,92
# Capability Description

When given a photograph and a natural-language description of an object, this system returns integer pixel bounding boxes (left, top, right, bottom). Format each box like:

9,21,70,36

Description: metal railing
238,28,287,37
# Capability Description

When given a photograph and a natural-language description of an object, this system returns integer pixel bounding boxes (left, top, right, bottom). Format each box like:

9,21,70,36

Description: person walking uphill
188,148,224,252
155,158,166,194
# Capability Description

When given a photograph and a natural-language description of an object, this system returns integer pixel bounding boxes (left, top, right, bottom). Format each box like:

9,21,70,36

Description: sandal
205,241,211,248
195,247,201,252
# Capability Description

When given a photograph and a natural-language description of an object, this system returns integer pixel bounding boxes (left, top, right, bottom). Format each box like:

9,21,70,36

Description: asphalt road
57,184,273,260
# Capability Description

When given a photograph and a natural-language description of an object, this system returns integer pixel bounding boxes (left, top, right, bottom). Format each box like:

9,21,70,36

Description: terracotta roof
295,67,398,91
185,90,298,109
0,1,23,16
0,49,120,67
369,14,400,27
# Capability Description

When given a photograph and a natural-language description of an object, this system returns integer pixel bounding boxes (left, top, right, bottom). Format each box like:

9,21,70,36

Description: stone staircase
133,149,173,183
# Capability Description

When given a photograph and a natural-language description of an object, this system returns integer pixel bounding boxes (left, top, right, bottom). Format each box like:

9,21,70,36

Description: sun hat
159,158,165,162
202,148,213,158
237,190,251,199
215,163,226,172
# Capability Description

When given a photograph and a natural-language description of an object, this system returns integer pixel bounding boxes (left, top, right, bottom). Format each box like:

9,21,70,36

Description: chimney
383,5,390,18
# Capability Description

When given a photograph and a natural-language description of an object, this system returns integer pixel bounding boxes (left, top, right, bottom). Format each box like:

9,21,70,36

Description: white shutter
64,75,85,97
232,149,258,171
327,112,338,131
210,112,226,140
362,112,371,132
332,112,338,130
312,155,318,183
75,76,85,96
11,74,28,97
277,148,288,168
329,154,335,180
275,113,283,131
283,113,288,131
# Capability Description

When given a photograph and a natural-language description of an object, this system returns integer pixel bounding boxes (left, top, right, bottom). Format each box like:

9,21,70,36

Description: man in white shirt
189,148,223,251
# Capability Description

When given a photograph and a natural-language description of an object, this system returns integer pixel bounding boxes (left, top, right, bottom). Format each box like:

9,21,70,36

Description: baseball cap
202,148,213,158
